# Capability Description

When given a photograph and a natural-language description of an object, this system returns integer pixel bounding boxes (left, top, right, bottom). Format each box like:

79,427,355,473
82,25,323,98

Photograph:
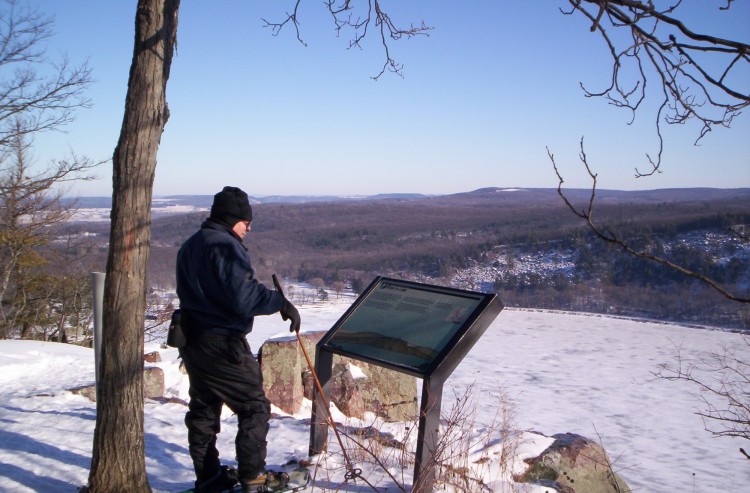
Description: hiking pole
272,275,371,488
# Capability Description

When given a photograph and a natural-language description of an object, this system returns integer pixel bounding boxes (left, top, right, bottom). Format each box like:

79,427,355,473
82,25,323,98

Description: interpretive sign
320,277,498,377
309,276,504,493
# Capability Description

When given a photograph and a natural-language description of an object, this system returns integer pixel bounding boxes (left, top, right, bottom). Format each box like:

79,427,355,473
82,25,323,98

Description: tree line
4,188,748,342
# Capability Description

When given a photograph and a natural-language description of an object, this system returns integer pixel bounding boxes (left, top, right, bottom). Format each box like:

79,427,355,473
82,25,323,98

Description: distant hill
67,187,750,212
67,192,431,209
58,187,750,329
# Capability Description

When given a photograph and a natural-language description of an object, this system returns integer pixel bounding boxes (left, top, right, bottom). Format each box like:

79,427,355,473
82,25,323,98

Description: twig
549,138,749,303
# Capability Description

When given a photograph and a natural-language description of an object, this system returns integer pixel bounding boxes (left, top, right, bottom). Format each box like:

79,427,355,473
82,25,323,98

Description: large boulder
69,365,165,401
517,433,631,493
260,331,417,421
144,351,162,363
258,335,305,415
143,366,165,399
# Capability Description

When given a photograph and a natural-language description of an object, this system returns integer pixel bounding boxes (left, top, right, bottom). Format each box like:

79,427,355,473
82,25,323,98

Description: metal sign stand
308,277,503,493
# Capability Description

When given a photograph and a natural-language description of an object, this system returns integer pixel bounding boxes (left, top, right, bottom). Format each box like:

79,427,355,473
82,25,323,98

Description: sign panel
320,277,496,376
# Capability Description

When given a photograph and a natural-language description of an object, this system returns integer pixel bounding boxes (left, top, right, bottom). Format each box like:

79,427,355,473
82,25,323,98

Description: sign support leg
309,347,334,456
413,376,443,493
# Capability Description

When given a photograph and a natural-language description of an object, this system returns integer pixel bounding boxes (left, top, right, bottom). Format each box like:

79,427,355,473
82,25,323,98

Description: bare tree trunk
87,1,179,492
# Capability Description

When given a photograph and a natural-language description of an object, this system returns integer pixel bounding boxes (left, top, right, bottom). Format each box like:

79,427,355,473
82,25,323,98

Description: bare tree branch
549,138,749,304
0,0,92,149
0,0,99,340
0,122,99,338
563,1,749,176
263,0,432,80
653,337,750,449
261,0,307,46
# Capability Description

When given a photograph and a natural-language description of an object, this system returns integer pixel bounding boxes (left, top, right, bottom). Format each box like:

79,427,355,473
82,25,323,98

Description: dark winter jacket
176,219,283,335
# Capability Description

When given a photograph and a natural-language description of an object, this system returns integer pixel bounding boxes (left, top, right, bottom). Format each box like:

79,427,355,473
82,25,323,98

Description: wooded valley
56,187,750,330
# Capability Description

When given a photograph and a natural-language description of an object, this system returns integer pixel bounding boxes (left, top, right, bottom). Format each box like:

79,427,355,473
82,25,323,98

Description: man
176,186,301,493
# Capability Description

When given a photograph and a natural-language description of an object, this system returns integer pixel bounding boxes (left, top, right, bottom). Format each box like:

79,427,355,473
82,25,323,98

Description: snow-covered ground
1,301,748,492
68,199,209,223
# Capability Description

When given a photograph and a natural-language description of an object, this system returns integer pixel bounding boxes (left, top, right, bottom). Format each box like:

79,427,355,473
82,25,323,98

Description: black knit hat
210,186,253,224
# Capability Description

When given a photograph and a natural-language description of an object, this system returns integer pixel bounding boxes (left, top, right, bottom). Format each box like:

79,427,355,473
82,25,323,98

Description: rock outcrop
517,432,631,493
260,331,418,421
69,365,165,402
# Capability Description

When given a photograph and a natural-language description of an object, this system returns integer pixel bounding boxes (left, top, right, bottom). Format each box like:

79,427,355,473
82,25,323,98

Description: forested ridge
63,187,750,329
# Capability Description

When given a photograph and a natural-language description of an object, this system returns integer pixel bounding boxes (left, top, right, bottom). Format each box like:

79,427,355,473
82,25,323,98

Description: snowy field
0,301,748,492
68,199,208,223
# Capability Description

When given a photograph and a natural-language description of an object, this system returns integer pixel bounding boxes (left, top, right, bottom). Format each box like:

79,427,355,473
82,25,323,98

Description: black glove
280,298,301,333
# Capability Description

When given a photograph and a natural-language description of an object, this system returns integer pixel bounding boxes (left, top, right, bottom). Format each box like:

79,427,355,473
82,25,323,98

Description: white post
91,272,105,386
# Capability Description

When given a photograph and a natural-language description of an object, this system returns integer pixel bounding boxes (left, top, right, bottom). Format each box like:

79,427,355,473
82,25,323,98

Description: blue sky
35,1,750,197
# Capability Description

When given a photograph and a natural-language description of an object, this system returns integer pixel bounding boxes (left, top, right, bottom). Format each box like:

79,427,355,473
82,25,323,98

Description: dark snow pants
179,330,271,483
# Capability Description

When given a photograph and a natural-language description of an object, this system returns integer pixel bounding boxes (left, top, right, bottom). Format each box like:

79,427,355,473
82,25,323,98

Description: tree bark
87,1,179,492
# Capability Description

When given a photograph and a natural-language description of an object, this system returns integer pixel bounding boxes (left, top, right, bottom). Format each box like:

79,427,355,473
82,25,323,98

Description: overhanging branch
263,0,432,80
563,1,749,175
549,138,750,304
